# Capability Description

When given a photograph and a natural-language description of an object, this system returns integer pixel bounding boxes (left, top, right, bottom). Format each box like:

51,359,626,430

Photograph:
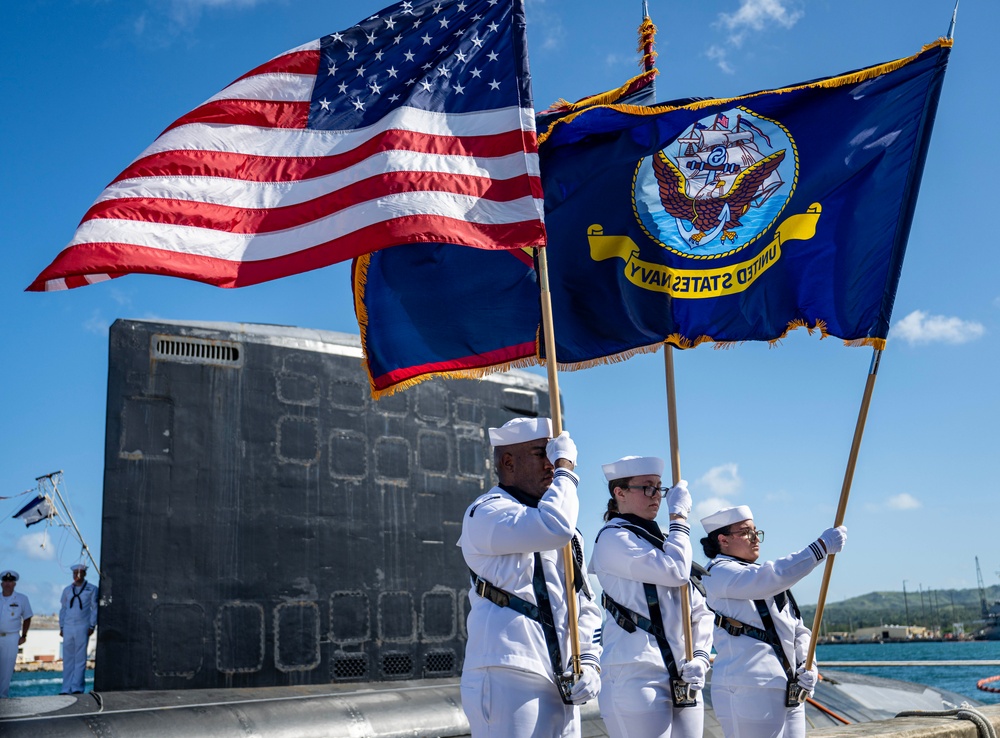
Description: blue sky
3,0,998,618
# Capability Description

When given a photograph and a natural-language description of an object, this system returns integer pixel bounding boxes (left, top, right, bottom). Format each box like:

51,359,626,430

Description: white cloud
693,496,733,524
83,311,109,336
717,0,803,46
696,463,742,497
15,531,58,561
706,45,735,75
887,493,921,510
892,310,985,345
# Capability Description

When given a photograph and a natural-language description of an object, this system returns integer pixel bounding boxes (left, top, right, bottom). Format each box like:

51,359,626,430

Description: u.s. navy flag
29,0,544,292
540,40,950,364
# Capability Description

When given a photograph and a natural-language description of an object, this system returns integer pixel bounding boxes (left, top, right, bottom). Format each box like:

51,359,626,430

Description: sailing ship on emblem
653,111,788,249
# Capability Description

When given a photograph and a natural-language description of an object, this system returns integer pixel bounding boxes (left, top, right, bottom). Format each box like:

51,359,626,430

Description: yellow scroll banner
588,204,822,299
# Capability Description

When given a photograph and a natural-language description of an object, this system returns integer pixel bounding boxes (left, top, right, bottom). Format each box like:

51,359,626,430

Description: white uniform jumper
591,515,714,738
59,579,98,694
0,592,33,698
703,542,827,738
459,468,602,738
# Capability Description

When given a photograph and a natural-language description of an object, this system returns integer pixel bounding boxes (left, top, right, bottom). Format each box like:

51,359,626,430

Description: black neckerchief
499,483,540,508
615,513,665,545
70,582,86,609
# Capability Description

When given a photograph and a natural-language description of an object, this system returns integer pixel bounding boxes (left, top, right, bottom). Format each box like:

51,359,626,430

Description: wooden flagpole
664,346,695,664
804,348,883,670
536,247,582,676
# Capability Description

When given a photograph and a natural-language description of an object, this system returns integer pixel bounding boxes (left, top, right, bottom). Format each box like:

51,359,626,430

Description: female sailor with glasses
699,506,847,738
589,456,714,738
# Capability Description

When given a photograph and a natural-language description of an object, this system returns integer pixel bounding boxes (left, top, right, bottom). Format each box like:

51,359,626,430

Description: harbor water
817,640,1000,705
6,642,999,703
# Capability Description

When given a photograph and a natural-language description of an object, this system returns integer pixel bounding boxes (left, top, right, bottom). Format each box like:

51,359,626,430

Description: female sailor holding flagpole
590,456,714,738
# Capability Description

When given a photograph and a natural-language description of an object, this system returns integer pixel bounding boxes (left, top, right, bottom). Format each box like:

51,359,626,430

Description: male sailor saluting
459,417,602,737
700,505,847,738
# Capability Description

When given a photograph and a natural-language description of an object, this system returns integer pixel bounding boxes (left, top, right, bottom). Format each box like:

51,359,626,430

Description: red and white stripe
30,41,545,291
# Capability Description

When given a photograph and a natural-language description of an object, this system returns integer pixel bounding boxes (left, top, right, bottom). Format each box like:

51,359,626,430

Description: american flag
29,0,544,292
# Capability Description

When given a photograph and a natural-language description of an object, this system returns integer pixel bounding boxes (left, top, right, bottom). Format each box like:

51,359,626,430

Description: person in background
700,505,847,738
60,563,98,695
459,417,602,737
591,455,714,738
0,570,33,699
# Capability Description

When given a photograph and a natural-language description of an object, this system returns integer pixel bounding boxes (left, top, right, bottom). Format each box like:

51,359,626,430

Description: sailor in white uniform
59,563,98,694
699,505,847,738
590,456,714,738
459,417,602,738
0,570,33,699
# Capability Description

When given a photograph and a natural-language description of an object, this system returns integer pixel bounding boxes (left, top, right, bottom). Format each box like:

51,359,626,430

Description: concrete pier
812,705,1000,738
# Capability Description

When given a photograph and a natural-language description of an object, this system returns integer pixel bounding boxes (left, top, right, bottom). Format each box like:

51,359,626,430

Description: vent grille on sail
152,335,243,367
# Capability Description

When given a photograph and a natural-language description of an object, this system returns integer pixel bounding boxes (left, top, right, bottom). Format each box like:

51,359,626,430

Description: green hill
799,584,1000,634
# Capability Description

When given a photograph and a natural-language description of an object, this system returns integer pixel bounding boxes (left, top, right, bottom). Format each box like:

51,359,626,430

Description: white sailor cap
0,570,19,582
488,417,553,447
700,505,754,535
71,564,88,572
602,455,664,482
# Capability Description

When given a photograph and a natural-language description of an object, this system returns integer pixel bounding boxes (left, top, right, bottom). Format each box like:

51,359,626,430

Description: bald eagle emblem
635,109,795,257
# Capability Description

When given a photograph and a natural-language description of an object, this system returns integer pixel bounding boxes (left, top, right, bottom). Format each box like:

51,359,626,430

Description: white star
439,17,449,28
389,93,400,102
369,81,382,94
470,67,482,78
438,45,449,54
387,66,399,78
385,17,396,30
437,65,451,77
401,1,413,13
337,81,349,93
455,51,468,63
366,31,377,45
356,65,367,77
432,2,442,13
489,79,500,90
457,1,467,10
422,62,434,70
404,50,416,61
488,0,499,5
347,47,358,60
471,13,482,21
413,18,422,28
327,63,338,76
394,34,402,44
330,32,344,42
487,51,499,62
421,32,433,45
375,50,384,61
406,78,416,86
453,83,465,94
353,98,365,111
471,36,484,48
319,98,331,110
488,21,499,33
420,80,433,91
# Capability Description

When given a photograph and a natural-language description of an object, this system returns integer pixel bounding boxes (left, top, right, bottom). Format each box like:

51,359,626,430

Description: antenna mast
35,471,101,577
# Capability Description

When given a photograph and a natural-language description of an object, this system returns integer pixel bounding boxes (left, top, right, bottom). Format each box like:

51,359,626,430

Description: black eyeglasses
625,485,666,498
726,527,765,543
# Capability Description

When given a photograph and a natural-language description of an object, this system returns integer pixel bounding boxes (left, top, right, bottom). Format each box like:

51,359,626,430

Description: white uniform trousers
598,662,704,738
61,623,90,694
0,631,20,698
461,666,580,738
711,684,805,738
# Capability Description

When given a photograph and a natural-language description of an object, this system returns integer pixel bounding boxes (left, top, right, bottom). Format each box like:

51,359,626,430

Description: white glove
666,480,691,517
818,525,847,555
796,664,818,695
567,664,601,704
546,431,577,466
679,656,709,691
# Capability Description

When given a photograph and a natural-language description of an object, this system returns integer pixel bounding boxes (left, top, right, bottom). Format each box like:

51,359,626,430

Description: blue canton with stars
310,0,532,130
